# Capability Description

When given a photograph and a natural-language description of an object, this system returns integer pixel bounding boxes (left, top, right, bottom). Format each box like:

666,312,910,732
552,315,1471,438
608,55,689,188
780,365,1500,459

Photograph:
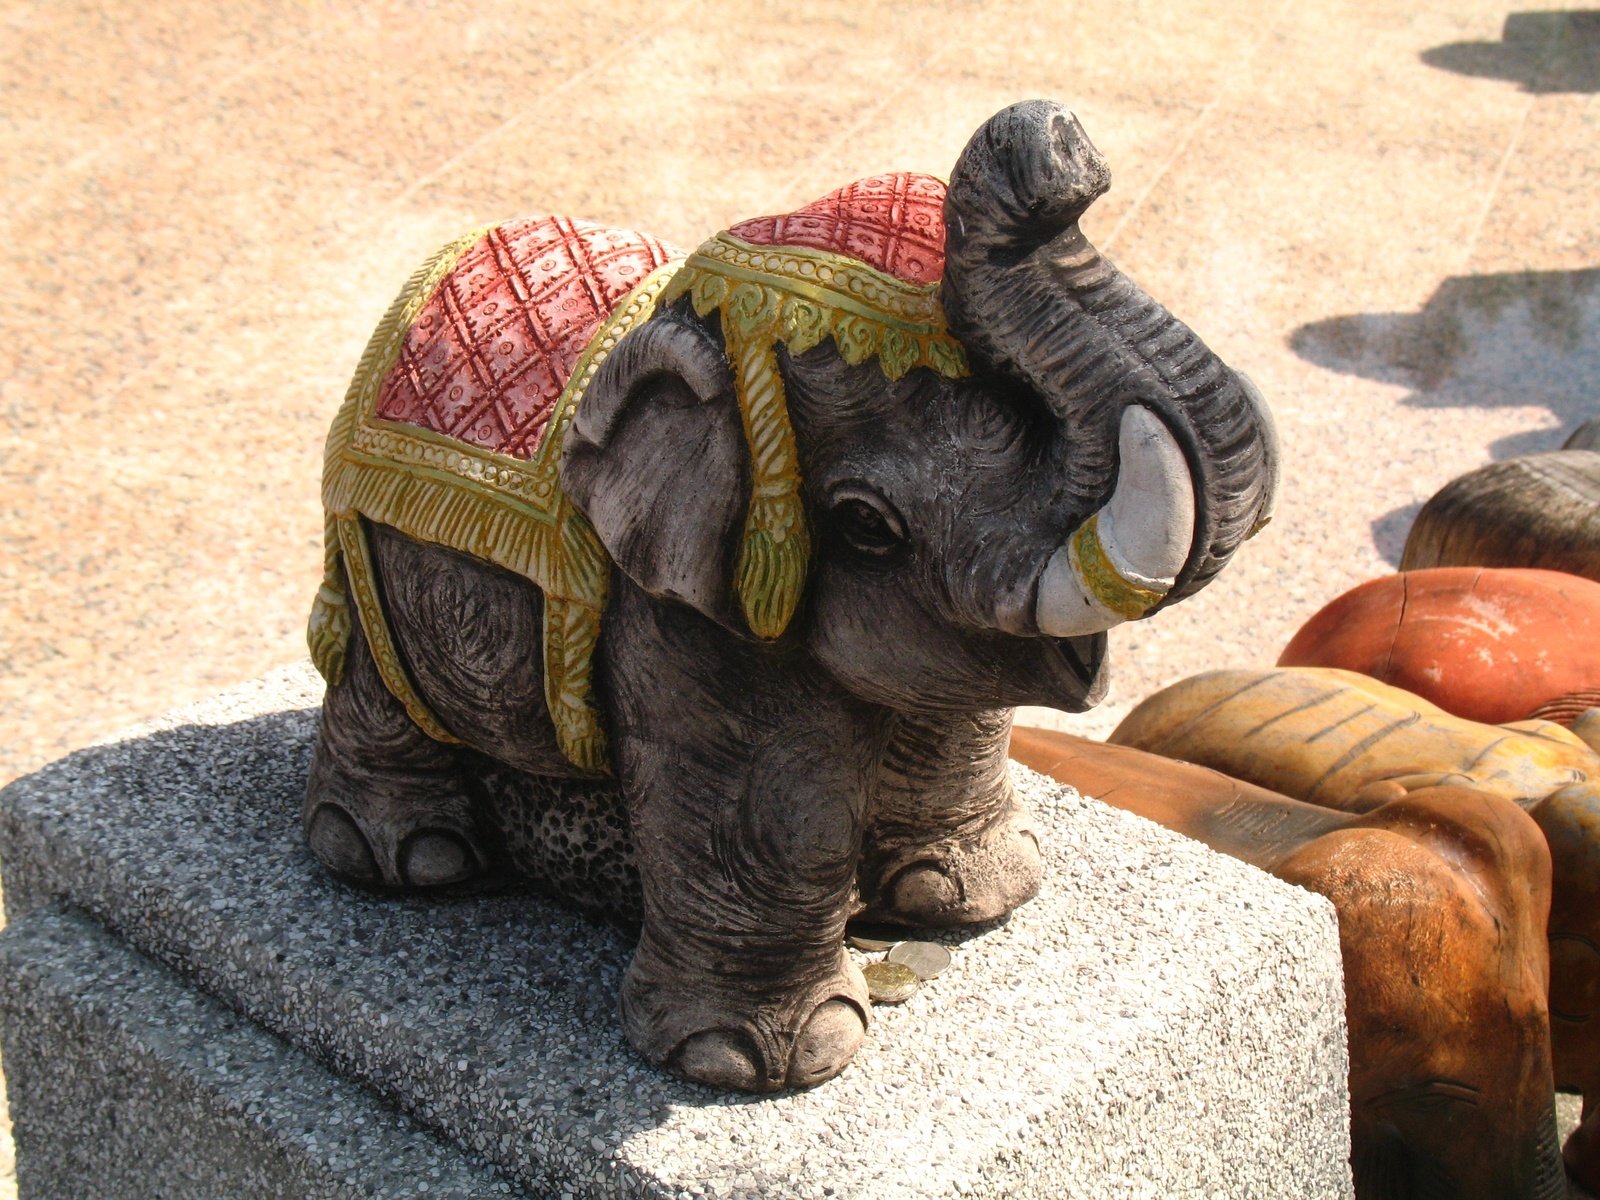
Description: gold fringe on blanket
307,224,493,687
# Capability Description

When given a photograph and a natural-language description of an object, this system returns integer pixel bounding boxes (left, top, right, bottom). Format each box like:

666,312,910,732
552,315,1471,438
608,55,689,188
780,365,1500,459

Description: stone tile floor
1,1,1596,1196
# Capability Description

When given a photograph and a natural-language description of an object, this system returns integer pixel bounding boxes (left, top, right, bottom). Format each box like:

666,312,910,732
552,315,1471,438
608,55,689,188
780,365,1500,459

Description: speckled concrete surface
3,2,1596,1193
0,905,521,1198
0,664,1352,1197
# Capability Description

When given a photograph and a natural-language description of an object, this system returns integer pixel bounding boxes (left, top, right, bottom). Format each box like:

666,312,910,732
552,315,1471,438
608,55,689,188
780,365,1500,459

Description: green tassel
306,580,351,684
736,495,810,639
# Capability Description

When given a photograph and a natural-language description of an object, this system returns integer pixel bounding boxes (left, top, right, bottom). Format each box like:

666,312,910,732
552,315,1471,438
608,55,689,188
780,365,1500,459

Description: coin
863,961,920,1004
886,940,952,980
846,924,903,953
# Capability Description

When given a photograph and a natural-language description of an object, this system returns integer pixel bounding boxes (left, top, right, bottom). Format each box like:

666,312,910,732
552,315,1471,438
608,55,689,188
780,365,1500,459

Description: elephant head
563,100,1278,709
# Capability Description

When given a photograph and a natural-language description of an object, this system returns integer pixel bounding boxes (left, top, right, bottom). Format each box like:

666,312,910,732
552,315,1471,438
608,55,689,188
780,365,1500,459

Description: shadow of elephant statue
300,101,1279,1093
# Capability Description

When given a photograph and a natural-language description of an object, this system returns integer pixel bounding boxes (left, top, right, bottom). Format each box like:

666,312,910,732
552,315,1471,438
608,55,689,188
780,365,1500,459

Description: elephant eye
830,488,907,556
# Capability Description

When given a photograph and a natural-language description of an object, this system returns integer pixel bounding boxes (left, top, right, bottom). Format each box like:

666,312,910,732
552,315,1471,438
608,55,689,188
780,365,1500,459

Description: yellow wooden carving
1112,667,1598,809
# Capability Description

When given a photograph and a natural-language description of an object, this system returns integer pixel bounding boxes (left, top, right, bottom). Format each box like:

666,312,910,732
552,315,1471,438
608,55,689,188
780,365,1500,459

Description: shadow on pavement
1423,10,1600,94
1292,268,1600,461
1369,500,1426,567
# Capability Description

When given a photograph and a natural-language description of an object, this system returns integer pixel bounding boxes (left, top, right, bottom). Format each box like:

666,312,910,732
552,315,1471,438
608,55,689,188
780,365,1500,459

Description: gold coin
886,940,952,981
863,961,920,1004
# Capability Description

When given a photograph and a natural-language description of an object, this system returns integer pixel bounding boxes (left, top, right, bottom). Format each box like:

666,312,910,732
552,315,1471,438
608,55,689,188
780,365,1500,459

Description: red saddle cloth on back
373,216,678,458
725,172,947,284
371,174,946,459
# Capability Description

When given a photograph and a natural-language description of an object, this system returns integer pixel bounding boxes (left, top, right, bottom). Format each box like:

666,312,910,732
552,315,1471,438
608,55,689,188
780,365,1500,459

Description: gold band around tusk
1069,514,1169,620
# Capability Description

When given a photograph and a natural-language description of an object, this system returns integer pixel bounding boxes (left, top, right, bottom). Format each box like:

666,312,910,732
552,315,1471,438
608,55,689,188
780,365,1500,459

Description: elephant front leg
619,739,874,1092
857,708,1041,927
603,582,884,1091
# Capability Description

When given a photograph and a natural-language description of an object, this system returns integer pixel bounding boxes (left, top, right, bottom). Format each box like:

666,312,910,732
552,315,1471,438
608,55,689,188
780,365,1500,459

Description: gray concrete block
0,664,1354,1198
0,905,521,1198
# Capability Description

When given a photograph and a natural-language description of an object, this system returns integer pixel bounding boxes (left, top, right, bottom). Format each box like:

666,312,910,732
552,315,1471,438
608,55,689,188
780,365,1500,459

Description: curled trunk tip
944,99,1110,261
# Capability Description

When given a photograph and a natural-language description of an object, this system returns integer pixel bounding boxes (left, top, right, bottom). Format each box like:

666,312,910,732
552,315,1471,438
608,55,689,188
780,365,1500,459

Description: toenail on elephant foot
889,862,960,915
672,1029,764,1092
398,828,482,888
789,998,868,1088
306,804,381,885
630,949,871,1092
306,801,484,891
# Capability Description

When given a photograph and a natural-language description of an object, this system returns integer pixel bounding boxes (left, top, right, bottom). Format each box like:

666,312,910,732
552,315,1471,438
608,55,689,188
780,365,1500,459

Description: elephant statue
1278,566,1600,726
1009,727,1566,1200
1110,667,1600,1189
302,101,1279,1092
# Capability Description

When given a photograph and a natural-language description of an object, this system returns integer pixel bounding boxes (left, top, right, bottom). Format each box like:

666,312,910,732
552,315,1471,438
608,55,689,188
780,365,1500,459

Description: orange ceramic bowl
1279,567,1600,726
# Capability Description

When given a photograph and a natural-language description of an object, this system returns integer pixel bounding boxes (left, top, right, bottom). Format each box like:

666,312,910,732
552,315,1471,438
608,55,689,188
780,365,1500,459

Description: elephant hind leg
306,620,488,891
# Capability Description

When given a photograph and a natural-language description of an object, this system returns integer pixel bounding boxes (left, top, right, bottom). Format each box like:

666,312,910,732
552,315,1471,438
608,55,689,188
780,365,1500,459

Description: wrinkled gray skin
306,101,1279,1092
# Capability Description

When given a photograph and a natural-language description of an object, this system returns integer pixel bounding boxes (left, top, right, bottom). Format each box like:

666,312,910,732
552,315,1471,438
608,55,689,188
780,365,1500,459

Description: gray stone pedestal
0,665,1354,1199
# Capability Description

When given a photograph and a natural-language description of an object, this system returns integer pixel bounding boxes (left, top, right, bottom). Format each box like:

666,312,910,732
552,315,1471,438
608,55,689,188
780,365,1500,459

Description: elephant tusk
1036,406,1196,637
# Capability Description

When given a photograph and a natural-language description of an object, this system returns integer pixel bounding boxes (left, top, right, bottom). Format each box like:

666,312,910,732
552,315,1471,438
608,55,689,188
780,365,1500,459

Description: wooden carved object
1401,449,1600,583
303,102,1280,1092
1110,667,1600,1188
1279,567,1600,726
1009,728,1565,1200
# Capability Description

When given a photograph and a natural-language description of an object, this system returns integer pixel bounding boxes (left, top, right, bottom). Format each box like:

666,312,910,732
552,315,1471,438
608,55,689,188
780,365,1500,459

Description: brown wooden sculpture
1110,667,1600,1189
303,101,1280,1092
1401,449,1600,582
1278,567,1600,726
1010,727,1564,1199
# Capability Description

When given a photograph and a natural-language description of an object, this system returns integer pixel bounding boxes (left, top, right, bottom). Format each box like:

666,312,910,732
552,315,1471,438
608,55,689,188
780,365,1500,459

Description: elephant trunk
941,100,1278,616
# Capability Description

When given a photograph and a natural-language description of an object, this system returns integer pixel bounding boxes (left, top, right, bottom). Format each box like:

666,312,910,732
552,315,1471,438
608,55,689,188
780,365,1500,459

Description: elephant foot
859,792,1041,927
308,612,494,892
304,757,489,891
621,940,870,1092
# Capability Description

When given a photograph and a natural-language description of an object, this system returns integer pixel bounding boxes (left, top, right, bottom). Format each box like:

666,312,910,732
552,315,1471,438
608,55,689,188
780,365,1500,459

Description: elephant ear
562,312,750,631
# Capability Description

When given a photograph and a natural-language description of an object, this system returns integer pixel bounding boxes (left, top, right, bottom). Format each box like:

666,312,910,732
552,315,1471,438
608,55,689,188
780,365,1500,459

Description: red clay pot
1279,567,1600,726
